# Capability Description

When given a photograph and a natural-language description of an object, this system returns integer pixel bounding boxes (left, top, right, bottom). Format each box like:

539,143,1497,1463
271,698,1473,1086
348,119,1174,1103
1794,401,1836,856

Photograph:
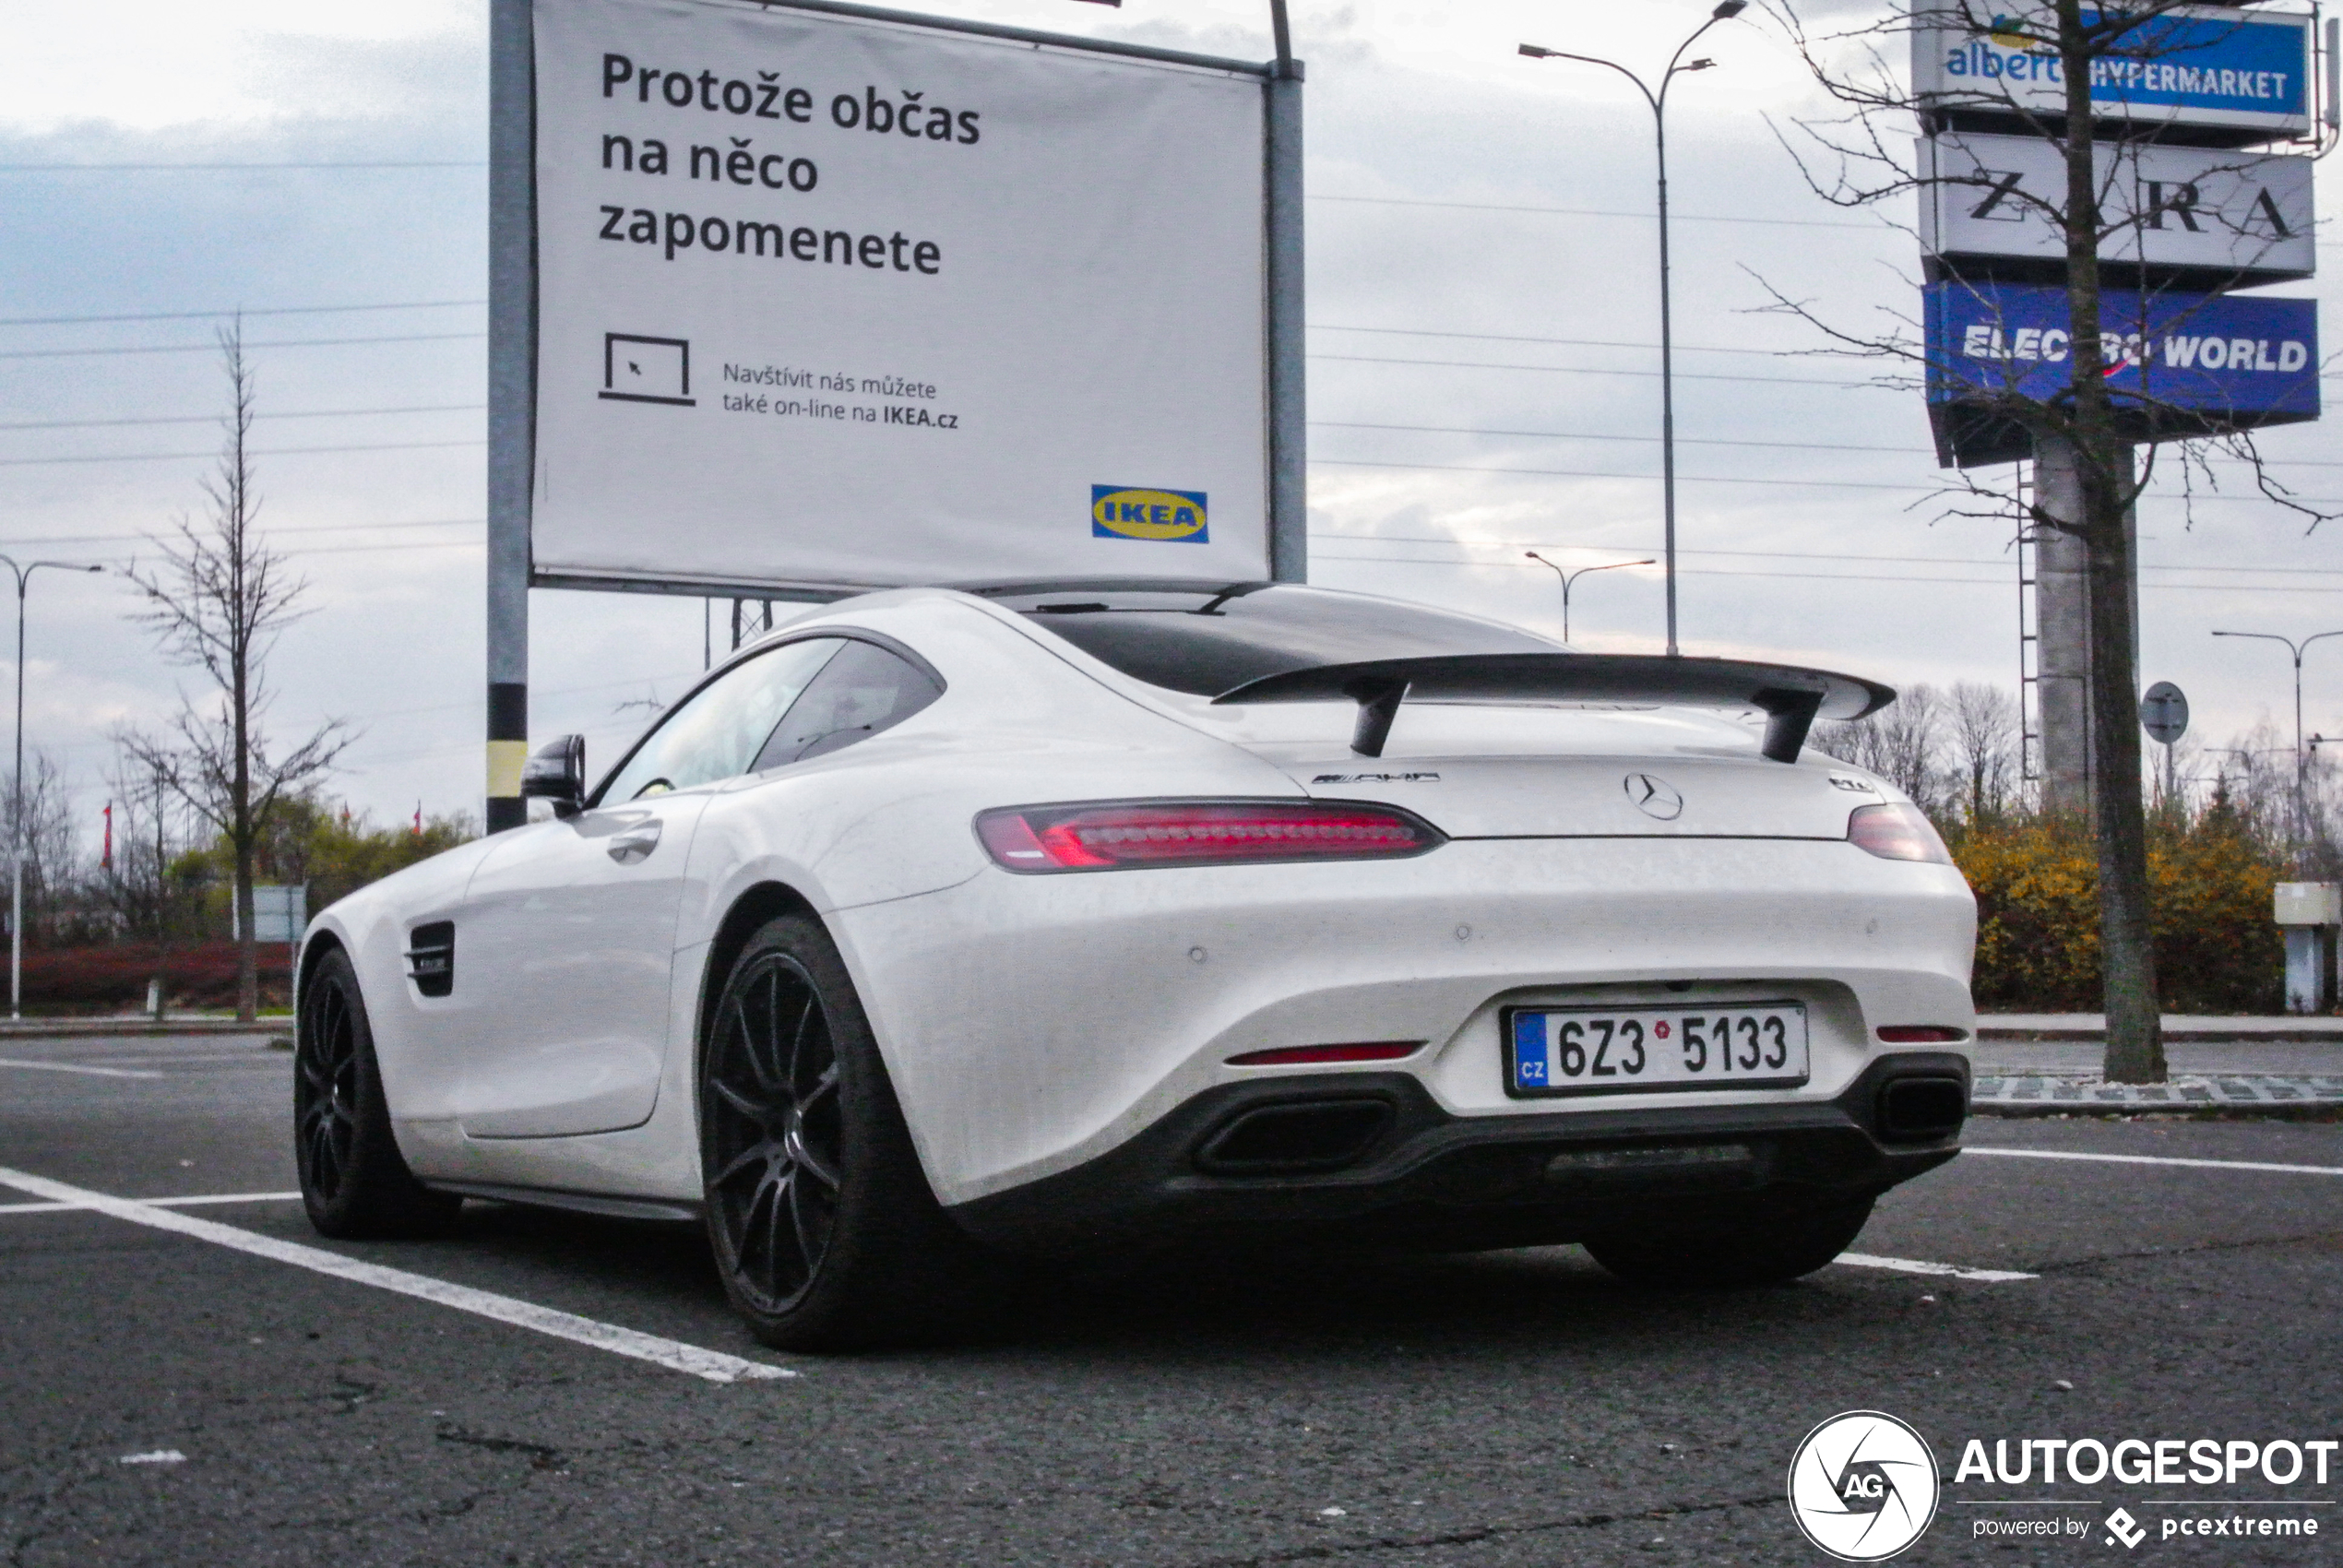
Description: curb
0,1019,290,1041
1971,1072,2343,1118
1979,1028,2343,1043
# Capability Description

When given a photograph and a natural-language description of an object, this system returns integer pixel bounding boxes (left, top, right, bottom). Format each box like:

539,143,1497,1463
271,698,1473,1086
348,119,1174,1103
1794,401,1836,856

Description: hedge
1953,811,2284,1014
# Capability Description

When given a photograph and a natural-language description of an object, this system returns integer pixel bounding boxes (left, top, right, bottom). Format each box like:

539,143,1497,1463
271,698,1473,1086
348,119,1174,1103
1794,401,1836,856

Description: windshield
969,581,1563,697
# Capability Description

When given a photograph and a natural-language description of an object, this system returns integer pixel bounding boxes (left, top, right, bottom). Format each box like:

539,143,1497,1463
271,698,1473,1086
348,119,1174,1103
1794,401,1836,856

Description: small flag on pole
413,801,423,837
101,802,113,873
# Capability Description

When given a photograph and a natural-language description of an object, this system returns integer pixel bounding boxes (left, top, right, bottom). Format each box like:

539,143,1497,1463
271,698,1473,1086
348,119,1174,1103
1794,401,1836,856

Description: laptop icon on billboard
600,334,694,406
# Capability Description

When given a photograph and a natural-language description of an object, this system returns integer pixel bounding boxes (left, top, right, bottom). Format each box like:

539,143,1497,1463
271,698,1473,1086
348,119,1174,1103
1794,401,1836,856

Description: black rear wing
1212,654,1896,764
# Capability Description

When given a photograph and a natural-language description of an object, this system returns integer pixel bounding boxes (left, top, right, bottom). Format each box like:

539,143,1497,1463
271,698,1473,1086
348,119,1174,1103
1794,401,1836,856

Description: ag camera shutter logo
1091,486,1207,542
1788,1411,1941,1561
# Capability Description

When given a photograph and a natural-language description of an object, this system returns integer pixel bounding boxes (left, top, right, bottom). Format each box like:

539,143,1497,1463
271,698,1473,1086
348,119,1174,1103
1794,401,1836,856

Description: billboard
525,0,1276,595
1919,132,2314,285
1923,282,2320,465
1912,3,2313,142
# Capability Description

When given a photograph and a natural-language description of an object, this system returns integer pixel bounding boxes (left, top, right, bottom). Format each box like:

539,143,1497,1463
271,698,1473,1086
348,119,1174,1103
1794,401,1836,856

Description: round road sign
2140,681,2189,744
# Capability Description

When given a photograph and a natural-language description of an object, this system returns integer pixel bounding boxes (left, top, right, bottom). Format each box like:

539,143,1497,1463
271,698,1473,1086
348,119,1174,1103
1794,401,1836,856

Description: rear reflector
975,800,1442,873
1847,802,1954,864
1226,1041,1423,1067
1876,1025,1968,1043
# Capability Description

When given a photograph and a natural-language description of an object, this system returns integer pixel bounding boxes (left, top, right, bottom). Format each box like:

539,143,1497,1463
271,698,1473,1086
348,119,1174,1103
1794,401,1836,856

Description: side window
752,640,943,770
596,638,845,804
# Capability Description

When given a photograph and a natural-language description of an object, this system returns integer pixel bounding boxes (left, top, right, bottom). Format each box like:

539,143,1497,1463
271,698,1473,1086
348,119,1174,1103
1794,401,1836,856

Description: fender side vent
406,921,455,998
1195,1099,1393,1175
1877,1075,1967,1143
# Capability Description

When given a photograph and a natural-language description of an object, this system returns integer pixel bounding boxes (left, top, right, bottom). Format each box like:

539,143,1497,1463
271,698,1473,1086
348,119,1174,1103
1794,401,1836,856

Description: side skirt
432,1180,702,1224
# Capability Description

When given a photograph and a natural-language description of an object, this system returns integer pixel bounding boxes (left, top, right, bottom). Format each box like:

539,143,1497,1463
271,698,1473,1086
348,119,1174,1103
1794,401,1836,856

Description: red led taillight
974,800,1443,873
1226,1042,1424,1066
1876,1025,1968,1043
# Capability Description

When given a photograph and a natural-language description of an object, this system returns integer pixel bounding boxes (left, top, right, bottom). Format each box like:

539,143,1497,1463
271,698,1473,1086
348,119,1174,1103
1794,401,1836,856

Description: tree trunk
233,838,256,1022
2087,497,2166,1080
2053,0,2164,1082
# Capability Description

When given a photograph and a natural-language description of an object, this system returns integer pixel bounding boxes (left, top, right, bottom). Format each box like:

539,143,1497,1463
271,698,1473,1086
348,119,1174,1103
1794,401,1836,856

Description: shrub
1952,808,2284,1014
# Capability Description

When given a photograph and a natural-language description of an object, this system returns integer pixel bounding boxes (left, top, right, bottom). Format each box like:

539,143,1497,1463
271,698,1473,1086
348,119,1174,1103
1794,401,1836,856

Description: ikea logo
1091,485,1207,542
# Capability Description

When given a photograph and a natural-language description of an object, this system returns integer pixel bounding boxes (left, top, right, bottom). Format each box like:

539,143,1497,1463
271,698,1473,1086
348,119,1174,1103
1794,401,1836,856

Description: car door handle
607,821,662,864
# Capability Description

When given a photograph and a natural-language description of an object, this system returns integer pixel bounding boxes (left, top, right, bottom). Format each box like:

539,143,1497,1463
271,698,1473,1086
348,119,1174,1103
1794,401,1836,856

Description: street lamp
2210,627,2343,865
1521,0,1747,659
3,555,104,1020
1525,552,1657,643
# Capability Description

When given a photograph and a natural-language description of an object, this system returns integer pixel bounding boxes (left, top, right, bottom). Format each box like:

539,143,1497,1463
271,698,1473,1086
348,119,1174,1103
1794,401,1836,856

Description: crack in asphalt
1171,1491,1783,1567
435,1425,567,1471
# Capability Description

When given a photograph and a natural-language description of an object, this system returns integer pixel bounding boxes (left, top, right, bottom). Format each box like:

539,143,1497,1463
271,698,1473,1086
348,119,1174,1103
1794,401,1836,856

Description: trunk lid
1220,702,1880,840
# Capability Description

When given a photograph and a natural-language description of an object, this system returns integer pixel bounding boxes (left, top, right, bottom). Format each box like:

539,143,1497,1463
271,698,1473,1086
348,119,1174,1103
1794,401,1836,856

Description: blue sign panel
2084,6,2308,118
1917,5,2312,141
1923,282,2319,466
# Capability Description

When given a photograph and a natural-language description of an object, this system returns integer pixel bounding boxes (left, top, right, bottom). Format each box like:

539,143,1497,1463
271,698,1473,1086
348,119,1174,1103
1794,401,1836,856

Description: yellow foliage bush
1951,808,2284,1014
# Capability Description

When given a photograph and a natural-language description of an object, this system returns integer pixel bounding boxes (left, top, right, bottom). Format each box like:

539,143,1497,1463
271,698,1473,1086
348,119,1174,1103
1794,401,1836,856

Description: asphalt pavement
2,1033,2337,1566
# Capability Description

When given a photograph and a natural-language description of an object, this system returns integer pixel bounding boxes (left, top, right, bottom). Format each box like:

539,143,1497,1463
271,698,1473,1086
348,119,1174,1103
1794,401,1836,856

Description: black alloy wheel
295,969,362,1206
294,947,460,1239
702,950,845,1316
699,914,1005,1350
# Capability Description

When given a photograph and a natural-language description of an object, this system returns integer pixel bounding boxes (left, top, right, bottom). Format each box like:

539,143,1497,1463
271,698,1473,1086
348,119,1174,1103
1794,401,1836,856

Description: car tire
699,913,1002,1351
1584,1195,1874,1289
295,946,462,1239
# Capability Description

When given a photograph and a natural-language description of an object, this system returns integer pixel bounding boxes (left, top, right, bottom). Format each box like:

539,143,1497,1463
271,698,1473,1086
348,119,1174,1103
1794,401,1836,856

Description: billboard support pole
486,0,535,834
1265,0,1307,584
2031,433,2140,819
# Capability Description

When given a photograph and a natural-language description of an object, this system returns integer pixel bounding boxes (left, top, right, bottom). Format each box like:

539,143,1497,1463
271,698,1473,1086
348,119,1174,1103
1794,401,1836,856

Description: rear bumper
831,837,1975,1206
946,1051,1968,1256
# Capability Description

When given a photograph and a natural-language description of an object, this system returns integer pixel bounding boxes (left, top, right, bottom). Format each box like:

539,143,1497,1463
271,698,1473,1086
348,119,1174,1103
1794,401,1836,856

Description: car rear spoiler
1212,654,1896,763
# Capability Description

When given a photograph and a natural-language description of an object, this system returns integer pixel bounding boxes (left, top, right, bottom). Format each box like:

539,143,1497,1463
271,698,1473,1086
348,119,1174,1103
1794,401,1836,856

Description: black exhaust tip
1877,1075,1968,1142
1195,1099,1394,1175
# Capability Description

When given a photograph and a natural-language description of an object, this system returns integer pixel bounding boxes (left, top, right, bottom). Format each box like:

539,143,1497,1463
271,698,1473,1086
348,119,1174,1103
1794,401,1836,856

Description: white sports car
295,580,1976,1348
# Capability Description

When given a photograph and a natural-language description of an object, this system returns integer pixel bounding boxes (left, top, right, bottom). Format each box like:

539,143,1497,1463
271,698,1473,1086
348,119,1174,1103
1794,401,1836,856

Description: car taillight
1847,802,1953,864
974,800,1443,873
1226,1042,1423,1066
1876,1025,1967,1043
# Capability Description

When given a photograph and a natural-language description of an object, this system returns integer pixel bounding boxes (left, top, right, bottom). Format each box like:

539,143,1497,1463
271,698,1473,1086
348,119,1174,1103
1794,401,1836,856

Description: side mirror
520,734,587,818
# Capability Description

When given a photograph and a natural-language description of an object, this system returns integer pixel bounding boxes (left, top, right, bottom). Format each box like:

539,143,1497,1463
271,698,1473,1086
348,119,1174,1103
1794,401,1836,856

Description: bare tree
2,749,77,945
1760,2,2332,1081
1817,681,1946,812
1946,681,2020,825
98,739,189,1016
2206,722,2296,852
123,322,353,1021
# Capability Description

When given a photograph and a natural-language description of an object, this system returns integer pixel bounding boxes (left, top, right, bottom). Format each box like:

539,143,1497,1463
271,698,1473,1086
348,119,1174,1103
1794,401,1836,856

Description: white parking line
1967,1147,2343,1178
0,1166,795,1385
0,1190,302,1216
1836,1252,2038,1283
0,1057,163,1079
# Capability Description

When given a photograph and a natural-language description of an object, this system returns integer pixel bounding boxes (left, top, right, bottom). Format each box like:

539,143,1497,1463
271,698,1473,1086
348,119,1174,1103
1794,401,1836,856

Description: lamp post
3,556,104,1019
2211,627,2343,865
1524,552,1656,644
1521,0,1746,659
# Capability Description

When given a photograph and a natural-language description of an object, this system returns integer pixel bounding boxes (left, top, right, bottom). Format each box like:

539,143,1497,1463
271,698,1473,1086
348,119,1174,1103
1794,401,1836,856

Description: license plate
1505,1003,1809,1098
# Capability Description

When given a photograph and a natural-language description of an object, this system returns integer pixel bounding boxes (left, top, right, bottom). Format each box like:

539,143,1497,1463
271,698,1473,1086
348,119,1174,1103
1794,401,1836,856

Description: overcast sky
4,0,2337,846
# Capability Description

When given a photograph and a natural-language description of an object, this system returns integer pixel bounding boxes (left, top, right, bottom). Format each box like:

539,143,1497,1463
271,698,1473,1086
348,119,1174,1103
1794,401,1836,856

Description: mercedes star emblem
1623,772,1684,821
